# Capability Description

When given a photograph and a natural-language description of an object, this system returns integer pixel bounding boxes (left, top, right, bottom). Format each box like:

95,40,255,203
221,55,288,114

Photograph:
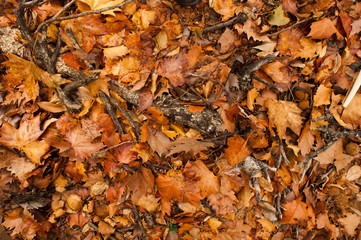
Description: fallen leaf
225,135,252,165
313,84,332,106
147,125,171,156
337,213,361,236
280,198,315,225
350,19,361,36
268,5,290,26
166,137,214,157
218,28,235,53
158,52,189,87
213,0,235,21
345,165,361,181
78,0,125,16
126,167,154,202
266,99,304,139
307,18,343,40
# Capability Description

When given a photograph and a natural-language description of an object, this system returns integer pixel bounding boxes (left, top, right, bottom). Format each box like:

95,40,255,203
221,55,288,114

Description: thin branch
203,13,247,33
266,17,313,37
132,203,149,240
297,138,338,183
252,74,282,92
108,93,141,140
36,0,77,33
41,0,134,24
99,90,125,134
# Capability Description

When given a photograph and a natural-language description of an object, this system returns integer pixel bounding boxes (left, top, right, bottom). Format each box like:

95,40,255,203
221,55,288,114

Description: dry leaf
225,135,252,165
307,18,343,40
266,99,304,139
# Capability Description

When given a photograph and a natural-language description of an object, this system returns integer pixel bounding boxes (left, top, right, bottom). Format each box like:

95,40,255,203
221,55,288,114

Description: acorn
66,194,83,212
175,0,199,6
345,142,359,156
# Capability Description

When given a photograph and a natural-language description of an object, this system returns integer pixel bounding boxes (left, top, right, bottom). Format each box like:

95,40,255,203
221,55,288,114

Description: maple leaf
0,115,54,164
65,126,104,160
266,99,304,139
262,61,291,84
2,54,57,101
268,5,290,26
158,52,189,87
280,198,315,225
166,137,214,157
307,18,343,40
225,135,252,165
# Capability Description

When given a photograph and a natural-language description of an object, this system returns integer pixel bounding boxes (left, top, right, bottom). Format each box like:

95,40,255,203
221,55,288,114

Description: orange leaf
213,0,235,21
313,84,332,106
166,137,214,157
307,18,343,40
280,198,315,225
183,160,219,198
337,213,361,236
158,52,189,87
225,135,252,165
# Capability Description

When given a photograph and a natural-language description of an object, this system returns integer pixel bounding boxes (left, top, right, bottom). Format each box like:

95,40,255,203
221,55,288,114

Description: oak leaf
225,135,252,165
307,18,343,40
266,99,304,139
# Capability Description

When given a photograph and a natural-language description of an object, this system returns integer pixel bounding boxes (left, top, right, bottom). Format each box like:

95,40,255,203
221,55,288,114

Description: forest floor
1,0,361,239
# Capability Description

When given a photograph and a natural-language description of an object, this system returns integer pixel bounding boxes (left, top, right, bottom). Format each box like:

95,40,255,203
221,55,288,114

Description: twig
203,13,247,33
266,17,313,37
297,138,338,183
318,126,361,140
132,203,148,240
252,74,282,92
41,0,134,24
92,140,135,158
36,0,77,33
108,93,141,140
99,90,125,134
0,10,16,25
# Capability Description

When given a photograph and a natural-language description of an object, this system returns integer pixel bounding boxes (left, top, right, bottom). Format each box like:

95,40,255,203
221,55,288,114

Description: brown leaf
341,93,361,129
146,125,171,156
158,52,189,87
262,61,291,84
266,99,304,139
218,28,235,53
126,167,154,202
166,137,214,157
337,213,361,236
225,135,252,165
0,115,53,164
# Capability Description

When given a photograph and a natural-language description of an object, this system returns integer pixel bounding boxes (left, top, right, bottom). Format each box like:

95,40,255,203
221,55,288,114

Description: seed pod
345,142,359,156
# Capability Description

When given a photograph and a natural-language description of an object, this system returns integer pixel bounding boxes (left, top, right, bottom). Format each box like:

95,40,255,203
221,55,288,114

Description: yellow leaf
78,0,125,16
268,5,290,26
213,0,235,21
207,217,222,233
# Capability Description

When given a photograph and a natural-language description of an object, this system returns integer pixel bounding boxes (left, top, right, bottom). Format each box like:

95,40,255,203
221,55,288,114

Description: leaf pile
1,0,361,239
